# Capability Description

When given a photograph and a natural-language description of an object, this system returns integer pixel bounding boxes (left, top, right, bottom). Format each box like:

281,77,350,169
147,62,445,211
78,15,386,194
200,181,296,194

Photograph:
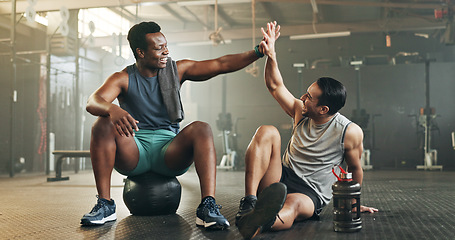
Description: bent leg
90,117,139,200
164,121,217,198
165,121,230,229
244,125,283,196
271,193,315,231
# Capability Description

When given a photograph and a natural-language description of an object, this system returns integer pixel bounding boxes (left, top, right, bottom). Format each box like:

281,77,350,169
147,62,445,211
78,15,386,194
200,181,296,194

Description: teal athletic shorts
115,129,189,177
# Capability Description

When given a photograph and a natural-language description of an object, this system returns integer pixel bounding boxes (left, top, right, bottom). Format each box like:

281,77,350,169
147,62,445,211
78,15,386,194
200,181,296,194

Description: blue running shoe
81,196,117,226
196,196,230,230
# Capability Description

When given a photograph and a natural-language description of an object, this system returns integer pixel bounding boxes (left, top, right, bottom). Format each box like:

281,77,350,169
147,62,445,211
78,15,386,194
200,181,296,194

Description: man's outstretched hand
360,205,379,213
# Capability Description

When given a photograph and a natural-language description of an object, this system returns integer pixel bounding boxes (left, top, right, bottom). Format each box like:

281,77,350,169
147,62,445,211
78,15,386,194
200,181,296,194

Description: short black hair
316,77,346,115
127,21,161,59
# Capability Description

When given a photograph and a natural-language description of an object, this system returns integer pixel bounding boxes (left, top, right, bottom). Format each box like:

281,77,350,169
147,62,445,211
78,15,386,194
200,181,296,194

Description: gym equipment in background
216,112,239,170
416,59,442,171
216,75,244,170
451,132,455,150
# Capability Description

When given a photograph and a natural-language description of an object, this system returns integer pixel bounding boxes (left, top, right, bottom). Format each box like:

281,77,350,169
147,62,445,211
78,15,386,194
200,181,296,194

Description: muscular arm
175,22,282,83
86,70,138,136
176,50,260,83
86,72,123,116
344,123,364,185
344,123,378,213
261,22,303,121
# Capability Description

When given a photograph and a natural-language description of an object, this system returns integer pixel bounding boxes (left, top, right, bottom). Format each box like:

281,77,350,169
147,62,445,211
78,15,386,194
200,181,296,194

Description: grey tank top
119,64,179,134
282,112,351,207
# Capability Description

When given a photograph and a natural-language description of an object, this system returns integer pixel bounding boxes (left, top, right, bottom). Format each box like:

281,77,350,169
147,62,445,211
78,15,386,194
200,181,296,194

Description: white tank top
283,112,351,207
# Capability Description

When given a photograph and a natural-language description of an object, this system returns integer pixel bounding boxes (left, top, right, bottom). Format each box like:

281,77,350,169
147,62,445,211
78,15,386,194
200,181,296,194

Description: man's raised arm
261,22,302,120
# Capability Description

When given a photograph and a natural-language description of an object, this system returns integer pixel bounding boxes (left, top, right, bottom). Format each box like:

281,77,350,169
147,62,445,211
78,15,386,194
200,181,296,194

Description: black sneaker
237,182,287,239
196,196,230,230
80,196,117,226
235,195,257,226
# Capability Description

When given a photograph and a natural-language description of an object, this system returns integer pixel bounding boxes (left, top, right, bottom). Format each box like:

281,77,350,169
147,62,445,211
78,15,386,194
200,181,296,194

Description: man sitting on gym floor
81,21,273,229
235,21,378,239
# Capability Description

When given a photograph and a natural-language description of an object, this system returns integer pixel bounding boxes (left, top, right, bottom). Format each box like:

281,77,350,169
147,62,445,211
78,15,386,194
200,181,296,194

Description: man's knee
254,125,280,142
91,117,114,137
186,121,213,137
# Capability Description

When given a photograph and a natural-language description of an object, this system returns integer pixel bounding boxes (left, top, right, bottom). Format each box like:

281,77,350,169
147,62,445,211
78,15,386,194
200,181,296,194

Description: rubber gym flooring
1,169,454,240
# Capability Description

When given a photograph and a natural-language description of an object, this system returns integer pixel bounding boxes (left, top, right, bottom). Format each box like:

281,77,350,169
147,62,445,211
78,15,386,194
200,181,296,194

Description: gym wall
0,27,46,173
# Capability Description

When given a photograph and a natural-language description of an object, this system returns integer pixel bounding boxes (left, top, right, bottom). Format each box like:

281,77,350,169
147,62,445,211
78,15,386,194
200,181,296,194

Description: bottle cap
341,172,352,179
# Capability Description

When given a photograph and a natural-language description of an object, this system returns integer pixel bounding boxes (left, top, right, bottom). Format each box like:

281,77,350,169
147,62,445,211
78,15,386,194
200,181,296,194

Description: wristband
254,44,264,58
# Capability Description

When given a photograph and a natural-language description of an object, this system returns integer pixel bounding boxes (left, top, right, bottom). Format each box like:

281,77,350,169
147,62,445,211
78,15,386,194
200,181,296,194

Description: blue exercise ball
123,171,181,216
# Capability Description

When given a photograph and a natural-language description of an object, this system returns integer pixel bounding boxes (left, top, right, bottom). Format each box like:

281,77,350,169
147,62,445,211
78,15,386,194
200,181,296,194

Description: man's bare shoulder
344,122,363,149
106,68,129,86
176,59,195,71
113,67,128,79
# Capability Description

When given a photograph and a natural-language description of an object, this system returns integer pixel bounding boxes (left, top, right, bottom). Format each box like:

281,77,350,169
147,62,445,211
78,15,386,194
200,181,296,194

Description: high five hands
259,21,281,58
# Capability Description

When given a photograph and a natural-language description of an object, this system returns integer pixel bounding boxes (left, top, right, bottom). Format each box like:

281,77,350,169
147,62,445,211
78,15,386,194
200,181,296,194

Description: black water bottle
332,166,362,232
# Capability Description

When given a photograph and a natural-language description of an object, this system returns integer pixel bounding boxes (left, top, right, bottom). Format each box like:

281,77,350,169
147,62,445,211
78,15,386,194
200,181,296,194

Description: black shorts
280,165,323,218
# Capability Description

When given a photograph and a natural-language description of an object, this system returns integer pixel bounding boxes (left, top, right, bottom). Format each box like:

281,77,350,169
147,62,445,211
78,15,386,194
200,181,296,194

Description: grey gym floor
1,169,454,240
